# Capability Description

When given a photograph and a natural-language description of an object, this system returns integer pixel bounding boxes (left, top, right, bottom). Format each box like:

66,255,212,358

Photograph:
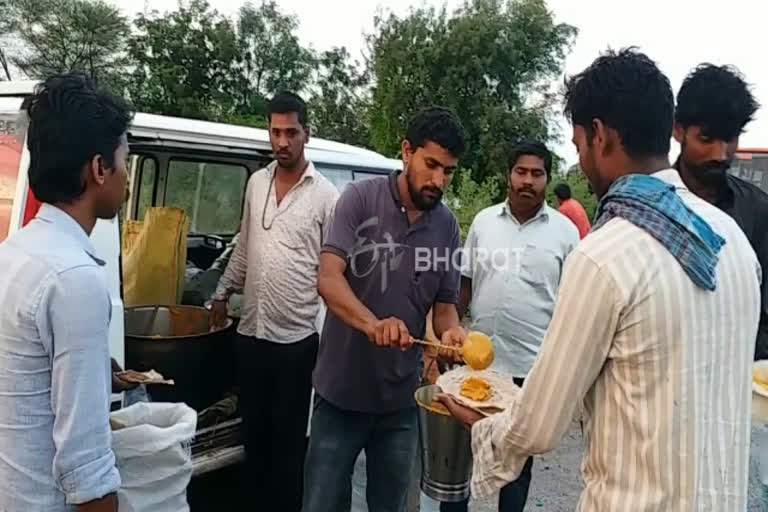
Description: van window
164,159,247,235
136,157,157,221
353,171,387,182
316,166,353,192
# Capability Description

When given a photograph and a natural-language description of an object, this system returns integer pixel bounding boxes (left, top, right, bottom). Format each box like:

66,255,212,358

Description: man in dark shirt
673,63,768,359
302,107,468,512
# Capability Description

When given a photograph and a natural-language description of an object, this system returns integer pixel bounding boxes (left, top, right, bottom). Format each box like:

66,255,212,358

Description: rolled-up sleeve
39,265,120,505
470,250,622,497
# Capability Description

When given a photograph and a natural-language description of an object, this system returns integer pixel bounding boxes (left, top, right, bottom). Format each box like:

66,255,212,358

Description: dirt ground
415,421,585,512
188,421,767,511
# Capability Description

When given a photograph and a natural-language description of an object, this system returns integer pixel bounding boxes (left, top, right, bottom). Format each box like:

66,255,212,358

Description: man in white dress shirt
438,48,762,511
441,140,578,512
210,92,339,511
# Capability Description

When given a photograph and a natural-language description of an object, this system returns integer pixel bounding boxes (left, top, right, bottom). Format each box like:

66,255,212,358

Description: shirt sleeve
37,266,121,505
564,222,581,256
213,176,254,301
322,183,366,260
755,234,768,360
435,217,461,304
321,184,341,247
469,250,623,498
460,218,478,280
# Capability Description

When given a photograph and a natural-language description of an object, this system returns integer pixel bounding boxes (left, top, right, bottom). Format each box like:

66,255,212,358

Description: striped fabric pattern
592,173,725,291
470,169,762,511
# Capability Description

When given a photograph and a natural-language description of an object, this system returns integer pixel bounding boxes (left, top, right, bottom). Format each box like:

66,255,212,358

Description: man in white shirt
210,92,339,511
438,48,761,511
442,140,578,511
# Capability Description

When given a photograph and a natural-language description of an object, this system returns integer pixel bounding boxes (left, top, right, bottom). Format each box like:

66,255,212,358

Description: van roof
0,80,402,172
130,112,401,171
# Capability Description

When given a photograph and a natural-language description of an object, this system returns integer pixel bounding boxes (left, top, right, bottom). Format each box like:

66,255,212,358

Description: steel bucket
415,384,473,503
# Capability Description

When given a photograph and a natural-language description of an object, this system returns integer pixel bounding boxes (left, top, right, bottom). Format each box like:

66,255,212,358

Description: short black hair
564,47,674,160
508,140,552,177
554,183,571,200
268,91,308,127
405,106,467,158
26,72,133,204
675,64,759,141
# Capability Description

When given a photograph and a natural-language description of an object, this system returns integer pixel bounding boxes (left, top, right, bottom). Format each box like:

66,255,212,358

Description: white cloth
214,161,339,342
462,201,579,377
470,169,762,511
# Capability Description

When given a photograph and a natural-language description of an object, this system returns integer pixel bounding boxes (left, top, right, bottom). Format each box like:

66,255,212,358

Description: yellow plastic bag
122,207,190,307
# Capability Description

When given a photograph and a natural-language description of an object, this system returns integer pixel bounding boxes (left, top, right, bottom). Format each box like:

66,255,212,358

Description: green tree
308,47,371,147
444,171,501,241
3,0,130,88
367,0,576,185
127,0,239,121
234,1,315,118
546,164,597,220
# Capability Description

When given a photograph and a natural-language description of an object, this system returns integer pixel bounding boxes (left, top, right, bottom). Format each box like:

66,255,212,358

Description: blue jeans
302,395,419,512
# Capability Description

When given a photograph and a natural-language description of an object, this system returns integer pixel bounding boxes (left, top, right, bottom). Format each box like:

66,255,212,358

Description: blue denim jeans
302,395,419,512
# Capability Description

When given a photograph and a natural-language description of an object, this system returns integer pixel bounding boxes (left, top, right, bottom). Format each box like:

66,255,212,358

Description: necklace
261,172,278,231
261,162,310,231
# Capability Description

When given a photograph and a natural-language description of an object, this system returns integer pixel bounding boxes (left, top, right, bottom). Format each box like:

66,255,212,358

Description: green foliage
3,0,130,89
127,0,239,120
546,165,597,220
366,0,576,183
0,0,580,206
235,1,315,115
443,171,501,241
308,47,371,148
445,165,597,241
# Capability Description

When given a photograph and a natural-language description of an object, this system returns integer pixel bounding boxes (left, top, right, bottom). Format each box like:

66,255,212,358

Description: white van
0,81,402,476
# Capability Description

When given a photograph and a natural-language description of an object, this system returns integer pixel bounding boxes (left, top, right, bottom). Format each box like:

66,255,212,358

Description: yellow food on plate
462,331,494,370
415,397,451,416
460,376,492,402
755,368,768,390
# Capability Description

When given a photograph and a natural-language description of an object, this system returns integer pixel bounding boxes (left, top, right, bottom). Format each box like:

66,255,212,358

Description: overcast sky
113,0,768,167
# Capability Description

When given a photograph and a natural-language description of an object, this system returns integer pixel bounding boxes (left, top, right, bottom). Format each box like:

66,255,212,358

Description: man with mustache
303,107,468,512
673,64,767,359
210,91,339,511
437,47,761,511
440,141,579,512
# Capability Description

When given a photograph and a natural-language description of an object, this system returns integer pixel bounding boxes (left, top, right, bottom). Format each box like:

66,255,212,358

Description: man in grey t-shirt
302,107,469,512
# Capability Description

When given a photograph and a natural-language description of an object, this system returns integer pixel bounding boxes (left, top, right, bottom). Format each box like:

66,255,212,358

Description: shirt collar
267,159,317,183
671,157,735,207
388,170,434,226
500,200,549,225
650,168,688,190
35,204,104,265
388,170,402,205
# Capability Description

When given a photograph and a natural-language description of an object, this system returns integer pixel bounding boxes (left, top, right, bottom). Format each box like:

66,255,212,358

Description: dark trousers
302,396,419,512
236,333,319,512
440,377,533,512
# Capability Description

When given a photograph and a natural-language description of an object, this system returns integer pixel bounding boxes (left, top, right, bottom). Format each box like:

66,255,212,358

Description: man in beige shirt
439,48,761,511
210,92,338,511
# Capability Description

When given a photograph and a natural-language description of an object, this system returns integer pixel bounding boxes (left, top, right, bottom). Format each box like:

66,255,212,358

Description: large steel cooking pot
124,305,235,412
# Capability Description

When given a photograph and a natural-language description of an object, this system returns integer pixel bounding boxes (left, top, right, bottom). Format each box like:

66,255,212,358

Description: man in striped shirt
438,48,762,510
